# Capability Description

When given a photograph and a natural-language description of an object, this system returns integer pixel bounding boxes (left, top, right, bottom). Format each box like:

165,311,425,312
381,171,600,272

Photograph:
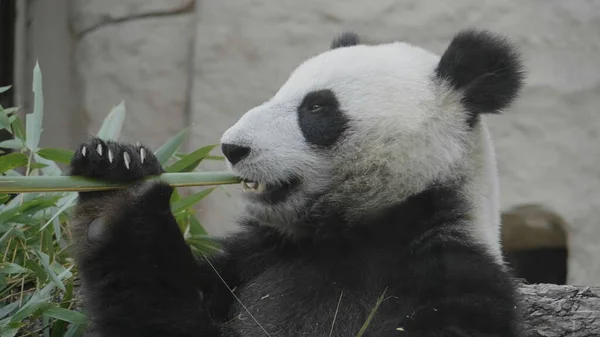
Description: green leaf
0,85,11,94
10,116,25,141
0,109,10,130
40,193,77,232
0,326,21,337
0,139,25,149
37,148,74,164
42,226,55,261
189,215,208,236
0,263,29,274
0,153,29,174
187,234,221,255
33,250,65,292
0,195,61,224
171,187,216,213
34,153,63,176
2,107,19,115
0,302,20,320
0,228,15,246
26,62,44,151
96,101,125,141
43,307,87,324
154,127,189,165
165,144,217,173
63,322,87,337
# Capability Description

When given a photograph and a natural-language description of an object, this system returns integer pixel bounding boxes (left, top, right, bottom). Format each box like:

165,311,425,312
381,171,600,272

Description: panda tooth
241,181,251,192
256,183,267,193
123,152,131,169
246,182,258,189
96,144,103,156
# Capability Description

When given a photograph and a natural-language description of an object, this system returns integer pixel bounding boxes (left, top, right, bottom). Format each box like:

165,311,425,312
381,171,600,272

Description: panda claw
81,146,87,157
96,144,103,156
108,149,114,163
140,148,146,164
123,152,131,169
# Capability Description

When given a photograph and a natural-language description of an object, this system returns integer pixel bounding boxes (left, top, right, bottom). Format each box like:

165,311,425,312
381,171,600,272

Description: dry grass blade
355,287,388,337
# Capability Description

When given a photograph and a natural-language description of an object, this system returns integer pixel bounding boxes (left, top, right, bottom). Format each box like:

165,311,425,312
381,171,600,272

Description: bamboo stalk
0,172,241,193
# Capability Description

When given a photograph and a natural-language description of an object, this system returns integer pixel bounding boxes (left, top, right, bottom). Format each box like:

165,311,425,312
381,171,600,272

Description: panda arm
382,229,521,337
68,139,245,337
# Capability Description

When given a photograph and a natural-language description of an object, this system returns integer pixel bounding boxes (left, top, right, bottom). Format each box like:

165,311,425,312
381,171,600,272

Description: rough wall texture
70,0,195,149
189,0,600,285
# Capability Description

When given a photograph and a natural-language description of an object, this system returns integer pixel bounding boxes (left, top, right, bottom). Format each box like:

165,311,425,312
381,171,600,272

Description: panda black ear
435,29,525,116
331,32,360,49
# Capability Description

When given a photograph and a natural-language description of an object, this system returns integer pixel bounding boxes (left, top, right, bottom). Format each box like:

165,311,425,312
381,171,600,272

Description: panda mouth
241,180,267,193
240,177,301,202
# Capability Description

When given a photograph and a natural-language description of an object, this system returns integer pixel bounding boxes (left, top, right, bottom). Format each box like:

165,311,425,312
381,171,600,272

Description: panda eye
309,104,324,112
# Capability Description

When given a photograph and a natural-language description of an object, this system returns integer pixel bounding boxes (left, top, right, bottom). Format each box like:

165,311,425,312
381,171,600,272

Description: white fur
220,40,504,261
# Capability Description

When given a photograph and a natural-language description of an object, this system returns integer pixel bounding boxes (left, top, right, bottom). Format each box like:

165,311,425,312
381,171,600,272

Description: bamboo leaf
0,109,10,130
171,187,216,213
189,215,208,236
0,153,29,174
26,62,44,151
63,322,87,337
96,101,126,141
3,107,19,115
166,145,217,173
0,139,25,149
33,250,65,292
154,127,189,165
40,193,77,232
33,153,63,176
0,85,11,93
0,302,20,320
43,307,87,324
0,262,29,274
10,115,25,141
37,148,74,164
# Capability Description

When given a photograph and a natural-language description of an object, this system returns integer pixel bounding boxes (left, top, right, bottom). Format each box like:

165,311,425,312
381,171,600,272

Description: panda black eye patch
297,89,349,148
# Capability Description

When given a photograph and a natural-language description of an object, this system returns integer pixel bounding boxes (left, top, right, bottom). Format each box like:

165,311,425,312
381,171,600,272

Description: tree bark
520,283,600,337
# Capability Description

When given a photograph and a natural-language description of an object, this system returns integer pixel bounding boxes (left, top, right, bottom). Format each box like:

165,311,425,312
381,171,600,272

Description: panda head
220,29,524,234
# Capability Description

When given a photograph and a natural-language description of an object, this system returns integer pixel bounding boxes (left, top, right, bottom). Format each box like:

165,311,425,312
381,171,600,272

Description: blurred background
0,0,598,286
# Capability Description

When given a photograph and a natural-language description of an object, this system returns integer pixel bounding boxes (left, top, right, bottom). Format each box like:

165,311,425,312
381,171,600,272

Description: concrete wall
14,0,80,150
25,0,597,284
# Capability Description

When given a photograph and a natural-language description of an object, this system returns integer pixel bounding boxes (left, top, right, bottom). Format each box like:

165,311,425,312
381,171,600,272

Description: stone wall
64,0,600,284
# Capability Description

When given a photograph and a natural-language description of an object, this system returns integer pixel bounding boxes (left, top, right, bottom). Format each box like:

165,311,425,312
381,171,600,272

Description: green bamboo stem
0,172,241,193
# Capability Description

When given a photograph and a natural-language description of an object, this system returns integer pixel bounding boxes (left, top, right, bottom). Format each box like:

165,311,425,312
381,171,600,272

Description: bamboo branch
0,172,241,193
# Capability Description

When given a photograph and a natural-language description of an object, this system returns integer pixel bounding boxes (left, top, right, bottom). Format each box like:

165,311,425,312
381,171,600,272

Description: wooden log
519,283,600,337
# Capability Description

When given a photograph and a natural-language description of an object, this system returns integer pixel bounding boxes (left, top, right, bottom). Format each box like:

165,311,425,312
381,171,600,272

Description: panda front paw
69,138,163,182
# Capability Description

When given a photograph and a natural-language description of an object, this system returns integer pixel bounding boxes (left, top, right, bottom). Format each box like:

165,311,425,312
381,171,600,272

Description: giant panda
69,29,525,337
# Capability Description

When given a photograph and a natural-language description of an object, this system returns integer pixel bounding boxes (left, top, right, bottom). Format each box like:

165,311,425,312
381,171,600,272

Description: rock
520,283,600,337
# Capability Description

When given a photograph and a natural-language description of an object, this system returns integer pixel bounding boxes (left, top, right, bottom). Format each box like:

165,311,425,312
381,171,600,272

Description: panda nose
221,143,251,165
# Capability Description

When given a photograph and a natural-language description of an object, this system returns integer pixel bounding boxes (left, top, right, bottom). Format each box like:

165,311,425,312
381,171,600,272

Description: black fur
297,89,350,148
330,32,360,49
69,139,523,337
435,29,525,127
